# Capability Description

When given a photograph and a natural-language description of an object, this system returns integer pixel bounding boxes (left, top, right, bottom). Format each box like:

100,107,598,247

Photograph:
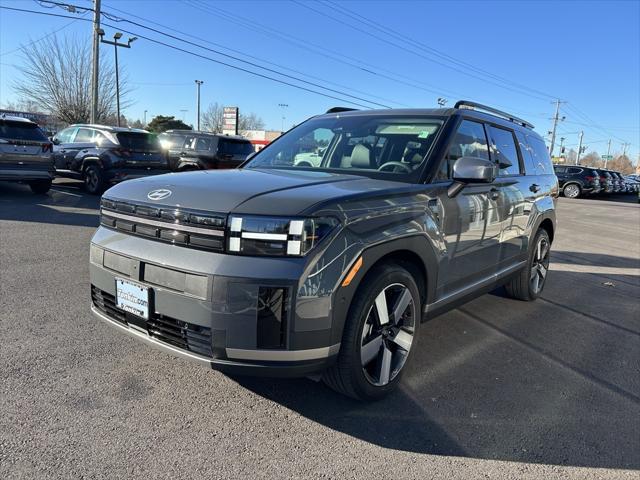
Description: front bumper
89,227,340,377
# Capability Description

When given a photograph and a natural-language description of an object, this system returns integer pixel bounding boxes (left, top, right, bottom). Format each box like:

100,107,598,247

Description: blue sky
1,0,638,159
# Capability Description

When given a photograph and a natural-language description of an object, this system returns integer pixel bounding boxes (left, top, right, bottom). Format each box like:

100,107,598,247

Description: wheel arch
329,235,438,345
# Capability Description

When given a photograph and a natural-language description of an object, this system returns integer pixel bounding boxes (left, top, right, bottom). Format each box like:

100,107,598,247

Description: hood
102,168,408,216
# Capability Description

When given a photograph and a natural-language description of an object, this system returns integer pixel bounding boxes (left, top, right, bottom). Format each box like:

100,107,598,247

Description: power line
182,0,462,99
0,19,79,57
99,1,408,107
34,0,393,109
323,0,558,101
6,3,385,109
292,0,552,102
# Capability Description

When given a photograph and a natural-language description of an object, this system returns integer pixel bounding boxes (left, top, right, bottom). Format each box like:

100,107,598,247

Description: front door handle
488,188,500,201
530,183,540,193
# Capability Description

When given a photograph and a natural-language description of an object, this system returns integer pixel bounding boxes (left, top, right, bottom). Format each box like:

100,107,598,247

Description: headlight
227,215,339,256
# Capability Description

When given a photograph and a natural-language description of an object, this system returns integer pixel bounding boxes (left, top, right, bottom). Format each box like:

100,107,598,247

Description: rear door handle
488,188,500,201
530,183,540,193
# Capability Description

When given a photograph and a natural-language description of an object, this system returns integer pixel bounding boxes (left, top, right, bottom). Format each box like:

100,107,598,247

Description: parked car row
0,115,255,195
553,164,640,199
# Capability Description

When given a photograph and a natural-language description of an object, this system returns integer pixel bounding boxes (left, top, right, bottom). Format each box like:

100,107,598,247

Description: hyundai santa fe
90,101,558,400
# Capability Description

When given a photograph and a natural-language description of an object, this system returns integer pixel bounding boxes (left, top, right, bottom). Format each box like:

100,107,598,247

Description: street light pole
99,31,136,127
144,110,147,126
605,139,611,168
195,80,204,130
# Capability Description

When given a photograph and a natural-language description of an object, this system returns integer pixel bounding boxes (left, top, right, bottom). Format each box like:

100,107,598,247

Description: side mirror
51,137,60,145
448,156,498,198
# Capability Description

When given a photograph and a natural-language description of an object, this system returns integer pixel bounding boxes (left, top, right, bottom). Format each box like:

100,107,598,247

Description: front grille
100,198,226,253
92,286,213,358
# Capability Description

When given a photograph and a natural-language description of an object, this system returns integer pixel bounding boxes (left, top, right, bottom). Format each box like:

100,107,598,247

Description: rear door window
218,139,254,156
55,127,75,144
116,132,161,151
487,125,521,176
73,128,94,143
567,167,582,174
0,120,48,142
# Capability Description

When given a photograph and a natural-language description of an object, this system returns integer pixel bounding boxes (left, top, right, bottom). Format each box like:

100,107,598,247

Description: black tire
29,179,52,194
504,229,551,301
322,262,421,400
83,164,105,195
562,183,581,199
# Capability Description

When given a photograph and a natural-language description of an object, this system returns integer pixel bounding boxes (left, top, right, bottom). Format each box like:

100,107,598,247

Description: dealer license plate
115,278,149,320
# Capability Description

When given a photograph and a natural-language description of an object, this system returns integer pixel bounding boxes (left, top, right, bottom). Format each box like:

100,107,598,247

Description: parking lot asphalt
1,179,639,479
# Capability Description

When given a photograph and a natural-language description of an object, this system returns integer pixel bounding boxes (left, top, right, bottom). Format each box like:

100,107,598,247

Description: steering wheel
378,161,412,173
295,160,314,167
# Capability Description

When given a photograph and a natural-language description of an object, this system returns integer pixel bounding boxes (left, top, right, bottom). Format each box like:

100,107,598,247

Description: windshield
245,115,443,180
0,120,48,142
116,132,161,151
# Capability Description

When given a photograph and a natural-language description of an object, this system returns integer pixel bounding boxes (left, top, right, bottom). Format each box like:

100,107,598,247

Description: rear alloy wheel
563,183,581,198
29,179,52,194
505,228,551,301
322,262,421,400
84,165,104,195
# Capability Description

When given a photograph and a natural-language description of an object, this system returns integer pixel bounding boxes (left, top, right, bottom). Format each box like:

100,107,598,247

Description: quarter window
526,134,553,174
436,120,490,180
487,126,520,176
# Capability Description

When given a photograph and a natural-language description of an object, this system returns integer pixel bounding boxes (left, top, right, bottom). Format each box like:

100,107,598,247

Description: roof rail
454,100,535,129
326,107,358,114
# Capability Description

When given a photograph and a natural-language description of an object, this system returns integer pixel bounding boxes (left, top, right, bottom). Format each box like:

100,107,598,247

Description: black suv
159,130,254,171
52,125,169,194
90,101,558,400
0,115,54,194
553,165,601,198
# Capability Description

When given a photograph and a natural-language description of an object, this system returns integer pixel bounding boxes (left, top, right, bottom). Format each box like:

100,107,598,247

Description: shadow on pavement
0,180,99,227
237,267,640,470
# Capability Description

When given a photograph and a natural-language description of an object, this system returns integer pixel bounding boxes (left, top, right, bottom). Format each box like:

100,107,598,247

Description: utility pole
90,0,101,124
621,142,630,157
605,139,612,168
548,99,566,158
144,110,147,126
195,80,204,130
99,31,136,126
576,131,584,165
278,103,289,132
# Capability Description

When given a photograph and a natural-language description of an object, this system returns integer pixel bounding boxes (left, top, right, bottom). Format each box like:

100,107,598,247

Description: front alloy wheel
360,283,416,386
322,262,421,400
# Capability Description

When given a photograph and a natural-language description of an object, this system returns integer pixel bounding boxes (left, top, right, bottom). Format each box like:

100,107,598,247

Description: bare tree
201,102,265,134
12,34,131,124
239,112,265,132
201,102,224,133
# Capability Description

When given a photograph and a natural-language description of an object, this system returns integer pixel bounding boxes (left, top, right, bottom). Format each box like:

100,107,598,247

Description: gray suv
90,101,558,400
0,115,54,194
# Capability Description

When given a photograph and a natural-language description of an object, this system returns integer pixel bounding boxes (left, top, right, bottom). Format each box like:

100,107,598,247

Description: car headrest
350,143,371,168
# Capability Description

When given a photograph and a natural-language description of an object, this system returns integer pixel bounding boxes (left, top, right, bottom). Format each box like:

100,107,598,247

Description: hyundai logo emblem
147,189,172,200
